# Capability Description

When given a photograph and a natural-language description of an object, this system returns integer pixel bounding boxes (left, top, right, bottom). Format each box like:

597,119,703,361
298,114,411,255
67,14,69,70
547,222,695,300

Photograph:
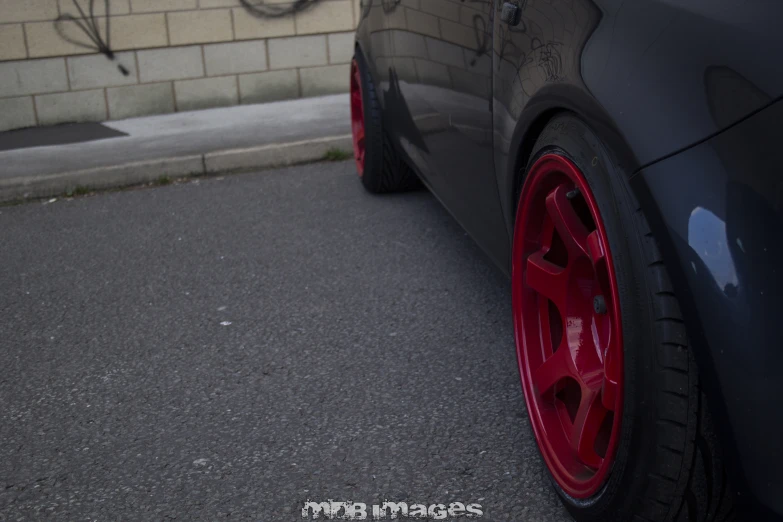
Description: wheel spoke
586,230,605,268
546,185,589,258
525,251,568,311
571,389,607,470
540,212,556,251
538,297,556,357
534,345,572,396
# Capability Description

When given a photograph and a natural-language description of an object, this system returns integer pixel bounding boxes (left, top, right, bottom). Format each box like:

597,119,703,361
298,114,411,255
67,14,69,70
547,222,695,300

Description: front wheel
512,114,735,521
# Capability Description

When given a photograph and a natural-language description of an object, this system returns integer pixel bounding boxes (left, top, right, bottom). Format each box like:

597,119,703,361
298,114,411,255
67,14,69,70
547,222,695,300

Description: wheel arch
509,107,564,220
503,84,641,237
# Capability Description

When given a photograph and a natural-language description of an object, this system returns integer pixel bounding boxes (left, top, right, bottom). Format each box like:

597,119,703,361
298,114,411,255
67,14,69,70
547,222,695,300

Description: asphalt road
0,161,572,521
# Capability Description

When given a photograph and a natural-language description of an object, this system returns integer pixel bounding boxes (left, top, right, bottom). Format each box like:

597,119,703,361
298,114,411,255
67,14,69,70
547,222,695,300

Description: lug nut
593,295,607,314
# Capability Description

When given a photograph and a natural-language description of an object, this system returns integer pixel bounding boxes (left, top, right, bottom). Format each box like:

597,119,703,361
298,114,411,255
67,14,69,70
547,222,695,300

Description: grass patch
65,185,90,197
156,175,172,185
323,148,352,162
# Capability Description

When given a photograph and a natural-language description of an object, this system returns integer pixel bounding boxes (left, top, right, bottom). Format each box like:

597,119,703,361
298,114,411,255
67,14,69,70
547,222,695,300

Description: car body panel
494,0,783,262
354,0,783,518
358,0,510,270
633,100,783,519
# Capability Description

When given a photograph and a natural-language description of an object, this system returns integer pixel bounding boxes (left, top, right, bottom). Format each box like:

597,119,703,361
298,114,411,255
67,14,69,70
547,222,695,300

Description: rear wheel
512,114,735,521
350,51,419,194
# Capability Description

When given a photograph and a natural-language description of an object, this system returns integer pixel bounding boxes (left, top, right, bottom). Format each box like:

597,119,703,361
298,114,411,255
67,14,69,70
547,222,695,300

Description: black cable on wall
56,0,130,75
238,0,321,18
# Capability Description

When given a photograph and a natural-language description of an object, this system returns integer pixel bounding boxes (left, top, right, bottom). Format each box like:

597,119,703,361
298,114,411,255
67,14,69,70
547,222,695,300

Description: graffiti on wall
56,0,130,75
54,0,324,76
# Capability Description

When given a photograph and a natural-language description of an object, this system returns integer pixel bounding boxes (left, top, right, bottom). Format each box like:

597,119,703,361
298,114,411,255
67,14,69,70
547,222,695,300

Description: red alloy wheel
512,154,624,499
350,59,366,177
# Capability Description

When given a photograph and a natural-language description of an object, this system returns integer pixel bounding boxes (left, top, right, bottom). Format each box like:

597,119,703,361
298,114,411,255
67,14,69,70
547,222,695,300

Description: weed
323,148,352,161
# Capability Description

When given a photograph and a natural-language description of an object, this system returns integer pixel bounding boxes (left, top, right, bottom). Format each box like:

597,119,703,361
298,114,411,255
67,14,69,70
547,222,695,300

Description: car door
385,0,511,271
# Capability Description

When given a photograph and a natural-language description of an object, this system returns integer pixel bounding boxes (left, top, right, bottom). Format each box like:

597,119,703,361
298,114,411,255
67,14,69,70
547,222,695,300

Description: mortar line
171,81,178,112
21,23,30,59
264,38,271,71
31,95,40,126
164,13,171,46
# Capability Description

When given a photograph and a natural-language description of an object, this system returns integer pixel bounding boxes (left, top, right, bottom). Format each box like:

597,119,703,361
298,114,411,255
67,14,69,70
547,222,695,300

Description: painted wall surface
0,0,361,130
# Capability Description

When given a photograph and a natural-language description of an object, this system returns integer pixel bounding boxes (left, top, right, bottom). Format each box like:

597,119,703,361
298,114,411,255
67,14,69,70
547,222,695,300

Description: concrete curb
0,134,353,203
204,135,353,174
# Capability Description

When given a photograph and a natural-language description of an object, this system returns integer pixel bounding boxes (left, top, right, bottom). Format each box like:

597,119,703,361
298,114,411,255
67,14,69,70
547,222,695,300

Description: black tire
521,114,735,522
353,51,419,194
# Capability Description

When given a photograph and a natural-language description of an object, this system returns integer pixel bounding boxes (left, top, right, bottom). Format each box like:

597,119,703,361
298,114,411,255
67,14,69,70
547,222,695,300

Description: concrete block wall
0,0,362,131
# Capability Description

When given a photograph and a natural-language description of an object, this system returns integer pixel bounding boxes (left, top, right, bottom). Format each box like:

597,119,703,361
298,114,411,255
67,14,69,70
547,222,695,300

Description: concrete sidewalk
0,94,351,203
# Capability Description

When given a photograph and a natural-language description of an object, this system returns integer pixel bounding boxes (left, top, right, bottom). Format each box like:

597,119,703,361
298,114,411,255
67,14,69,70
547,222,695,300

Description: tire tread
632,204,735,522
356,52,420,194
